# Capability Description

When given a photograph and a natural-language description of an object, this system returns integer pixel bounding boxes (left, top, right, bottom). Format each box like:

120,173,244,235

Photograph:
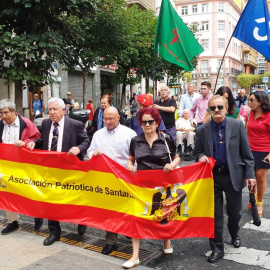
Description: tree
237,73,254,88
0,0,97,90
182,72,192,83
59,0,127,106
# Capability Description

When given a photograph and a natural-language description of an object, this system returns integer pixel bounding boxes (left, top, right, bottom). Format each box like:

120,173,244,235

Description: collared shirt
2,116,20,144
212,119,227,167
189,94,212,123
176,118,194,131
87,124,137,167
154,98,177,129
48,116,65,152
129,131,176,171
178,92,200,116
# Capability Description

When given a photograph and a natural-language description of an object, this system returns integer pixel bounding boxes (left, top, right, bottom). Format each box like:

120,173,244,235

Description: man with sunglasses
87,106,136,256
194,95,256,263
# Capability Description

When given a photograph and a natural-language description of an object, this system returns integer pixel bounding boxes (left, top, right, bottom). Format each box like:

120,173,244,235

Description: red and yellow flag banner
0,144,215,239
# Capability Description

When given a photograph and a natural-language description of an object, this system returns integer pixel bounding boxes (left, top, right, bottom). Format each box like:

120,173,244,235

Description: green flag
154,0,204,71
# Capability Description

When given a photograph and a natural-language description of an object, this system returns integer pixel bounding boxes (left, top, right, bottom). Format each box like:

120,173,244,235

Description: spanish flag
0,144,214,239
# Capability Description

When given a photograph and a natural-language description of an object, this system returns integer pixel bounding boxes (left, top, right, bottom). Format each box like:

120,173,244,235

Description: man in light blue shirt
178,83,200,117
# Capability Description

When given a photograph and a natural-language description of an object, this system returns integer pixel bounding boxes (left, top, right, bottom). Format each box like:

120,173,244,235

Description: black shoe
207,252,224,263
43,234,60,246
78,224,87,236
232,236,241,248
101,244,118,255
34,218,43,231
1,221,19,235
177,145,182,156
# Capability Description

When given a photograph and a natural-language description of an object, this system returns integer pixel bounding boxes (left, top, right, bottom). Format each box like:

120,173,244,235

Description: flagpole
214,35,234,93
153,51,156,100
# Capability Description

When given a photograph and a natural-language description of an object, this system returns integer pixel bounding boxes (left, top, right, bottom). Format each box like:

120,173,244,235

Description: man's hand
93,149,101,156
27,142,35,150
14,140,26,147
199,156,209,163
246,178,256,193
68,146,80,156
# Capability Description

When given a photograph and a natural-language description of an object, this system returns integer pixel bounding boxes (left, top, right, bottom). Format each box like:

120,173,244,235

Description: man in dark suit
27,97,90,246
194,95,256,263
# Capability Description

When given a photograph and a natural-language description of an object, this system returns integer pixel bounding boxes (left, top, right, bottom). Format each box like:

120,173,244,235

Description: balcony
243,58,258,68
242,46,250,53
125,0,155,11
231,68,242,75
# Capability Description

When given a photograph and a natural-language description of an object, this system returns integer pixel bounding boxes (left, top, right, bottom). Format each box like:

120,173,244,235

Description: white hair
48,97,65,109
0,99,16,111
183,109,190,114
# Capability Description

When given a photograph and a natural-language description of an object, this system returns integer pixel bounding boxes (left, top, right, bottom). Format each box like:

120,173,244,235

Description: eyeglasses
248,98,257,103
0,110,11,116
141,120,155,126
103,117,118,122
209,105,224,111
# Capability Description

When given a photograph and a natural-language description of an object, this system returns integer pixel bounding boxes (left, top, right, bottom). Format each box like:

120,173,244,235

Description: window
218,2,225,12
182,6,188,15
192,5,197,14
201,21,209,31
218,60,224,71
202,4,209,13
218,21,225,31
218,39,225,49
202,61,209,73
201,39,209,50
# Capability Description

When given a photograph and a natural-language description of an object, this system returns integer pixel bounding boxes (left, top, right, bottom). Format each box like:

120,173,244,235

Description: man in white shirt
87,106,136,256
178,83,200,117
0,99,42,235
176,109,195,156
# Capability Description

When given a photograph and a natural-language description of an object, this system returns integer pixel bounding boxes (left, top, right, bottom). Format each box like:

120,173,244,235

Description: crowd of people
0,82,269,268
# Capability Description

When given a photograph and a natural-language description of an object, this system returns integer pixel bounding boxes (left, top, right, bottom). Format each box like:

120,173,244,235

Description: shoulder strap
162,133,173,163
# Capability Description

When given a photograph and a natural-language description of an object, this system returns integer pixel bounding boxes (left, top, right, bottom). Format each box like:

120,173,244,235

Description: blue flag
232,0,270,61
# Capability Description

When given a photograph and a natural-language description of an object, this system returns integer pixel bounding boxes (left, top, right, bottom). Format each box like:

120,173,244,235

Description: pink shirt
189,94,212,123
247,111,270,152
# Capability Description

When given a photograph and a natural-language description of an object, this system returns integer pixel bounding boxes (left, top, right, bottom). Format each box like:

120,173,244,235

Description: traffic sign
262,77,268,83
232,83,237,88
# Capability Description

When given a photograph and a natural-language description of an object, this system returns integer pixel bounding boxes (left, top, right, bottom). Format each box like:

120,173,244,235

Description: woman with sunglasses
204,86,240,122
123,107,180,269
246,91,270,217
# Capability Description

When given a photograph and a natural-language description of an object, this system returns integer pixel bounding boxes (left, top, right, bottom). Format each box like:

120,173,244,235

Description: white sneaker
122,259,140,269
163,241,173,254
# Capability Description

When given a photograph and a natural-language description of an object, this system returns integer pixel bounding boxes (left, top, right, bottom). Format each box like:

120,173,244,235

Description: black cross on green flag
154,0,204,71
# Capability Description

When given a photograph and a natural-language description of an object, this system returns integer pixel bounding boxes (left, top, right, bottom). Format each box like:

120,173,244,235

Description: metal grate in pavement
0,218,162,265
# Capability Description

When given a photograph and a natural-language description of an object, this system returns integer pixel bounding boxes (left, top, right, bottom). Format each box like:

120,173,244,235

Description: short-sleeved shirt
32,100,44,115
129,131,176,171
154,98,177,129
247,111,270,152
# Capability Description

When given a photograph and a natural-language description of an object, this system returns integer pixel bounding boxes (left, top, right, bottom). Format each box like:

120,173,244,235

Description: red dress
86,103,95,121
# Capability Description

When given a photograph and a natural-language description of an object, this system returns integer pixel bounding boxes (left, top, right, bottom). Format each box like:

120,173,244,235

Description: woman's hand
126,158,135,174
163,163,174,172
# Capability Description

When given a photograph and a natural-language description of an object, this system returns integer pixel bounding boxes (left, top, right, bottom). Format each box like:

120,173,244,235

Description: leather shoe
1,221,19,235
43,234,60,246
232,236,241,248
78,224,87,236
207,252,224,263
34,218,43,231
101,244,118,255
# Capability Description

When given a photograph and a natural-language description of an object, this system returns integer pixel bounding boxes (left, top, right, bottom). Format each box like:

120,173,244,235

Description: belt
213,165,229,174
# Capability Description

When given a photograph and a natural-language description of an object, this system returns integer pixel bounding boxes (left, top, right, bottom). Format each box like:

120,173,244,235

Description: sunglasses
209,105,224,111
141,120,155,126
248,98,257,103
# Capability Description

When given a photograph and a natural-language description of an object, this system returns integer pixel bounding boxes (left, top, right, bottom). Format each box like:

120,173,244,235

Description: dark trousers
106,231,118,245
209,171,242,254
48,220,61,237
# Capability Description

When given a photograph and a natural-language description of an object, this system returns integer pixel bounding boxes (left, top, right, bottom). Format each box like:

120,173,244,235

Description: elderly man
0,99,42,235
235,89,247,108
190,81,212,128
87,106,136,256
129,94,166,135
153,85,177,141
178,83,200,117
176,109,195,156
27,97,90,246
194,95,256,263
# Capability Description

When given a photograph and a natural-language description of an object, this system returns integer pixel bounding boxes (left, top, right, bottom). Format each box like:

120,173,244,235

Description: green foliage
237,73,254,88
182,72,192,83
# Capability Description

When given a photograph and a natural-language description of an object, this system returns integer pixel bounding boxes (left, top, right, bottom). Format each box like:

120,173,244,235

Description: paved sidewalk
0,224,151,270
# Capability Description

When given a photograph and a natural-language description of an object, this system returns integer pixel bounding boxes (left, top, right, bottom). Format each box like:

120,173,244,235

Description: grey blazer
194,117,255,192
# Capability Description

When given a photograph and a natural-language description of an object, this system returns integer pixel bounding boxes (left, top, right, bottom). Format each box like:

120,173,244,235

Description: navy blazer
35,117,90,161
194,117,255,192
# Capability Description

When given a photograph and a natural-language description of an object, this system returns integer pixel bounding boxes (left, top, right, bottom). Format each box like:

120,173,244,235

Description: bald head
103,106,120,131
240,89,246,98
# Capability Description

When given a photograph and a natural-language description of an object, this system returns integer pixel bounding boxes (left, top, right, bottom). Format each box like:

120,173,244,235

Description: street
0,159,270,270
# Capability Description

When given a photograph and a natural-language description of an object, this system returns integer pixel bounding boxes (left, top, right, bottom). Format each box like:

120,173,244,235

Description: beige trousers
176,131,195,148
5,210,19,223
